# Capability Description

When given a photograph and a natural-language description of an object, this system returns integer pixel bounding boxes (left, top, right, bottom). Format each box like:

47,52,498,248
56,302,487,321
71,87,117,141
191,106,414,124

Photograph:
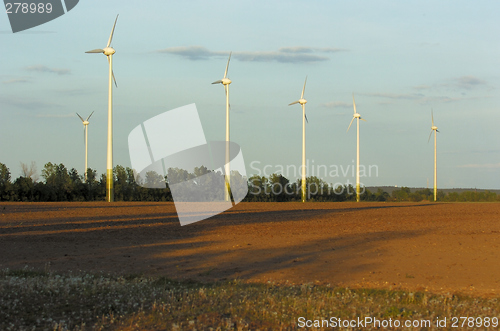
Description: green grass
0,267,499,330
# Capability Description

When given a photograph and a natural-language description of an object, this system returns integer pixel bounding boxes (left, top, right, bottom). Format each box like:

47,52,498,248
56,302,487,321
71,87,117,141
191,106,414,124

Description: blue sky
1,0,499,189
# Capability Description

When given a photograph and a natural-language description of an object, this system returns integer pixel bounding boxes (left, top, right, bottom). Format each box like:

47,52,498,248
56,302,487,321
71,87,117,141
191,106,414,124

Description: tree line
0,162,498,202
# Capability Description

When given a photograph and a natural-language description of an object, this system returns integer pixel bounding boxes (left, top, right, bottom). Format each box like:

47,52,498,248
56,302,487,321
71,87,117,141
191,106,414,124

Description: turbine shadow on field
0,202,173,214
0,202,438,285
0,202,436,236
110,228,429,286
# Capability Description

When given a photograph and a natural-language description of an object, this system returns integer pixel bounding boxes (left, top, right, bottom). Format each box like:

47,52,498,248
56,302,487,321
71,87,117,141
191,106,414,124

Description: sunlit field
1,201,500,329
1,268,500,330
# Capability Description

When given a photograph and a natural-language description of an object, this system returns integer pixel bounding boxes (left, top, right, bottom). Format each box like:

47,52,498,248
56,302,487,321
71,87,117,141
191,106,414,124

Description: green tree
306,176,328,201
372,188,389,201
247,175,268,201
14,176,34,201
114,165,128,201
392,187,411,201
0,163,12,201
41,162,73,201
268,174,290,202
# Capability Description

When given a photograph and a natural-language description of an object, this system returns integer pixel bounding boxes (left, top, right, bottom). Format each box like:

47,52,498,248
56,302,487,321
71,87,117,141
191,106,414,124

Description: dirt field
1,202,499,297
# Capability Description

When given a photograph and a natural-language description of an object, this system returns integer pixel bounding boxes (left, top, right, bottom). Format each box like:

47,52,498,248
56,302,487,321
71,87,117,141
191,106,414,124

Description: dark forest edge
0,162,498,202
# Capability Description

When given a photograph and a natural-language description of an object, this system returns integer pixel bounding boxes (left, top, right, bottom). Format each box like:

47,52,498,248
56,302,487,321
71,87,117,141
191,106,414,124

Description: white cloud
414,76,489,93
156,46,221,60
320,101,352,109
454,75,487,90
0,96,60,110
412,85,430,91
25,65,70,75
278,46,346,54
458,163,500,169
360,91,488,105
35,113,75,118
362,92,424,100
2,78,30,84
156,46,347,63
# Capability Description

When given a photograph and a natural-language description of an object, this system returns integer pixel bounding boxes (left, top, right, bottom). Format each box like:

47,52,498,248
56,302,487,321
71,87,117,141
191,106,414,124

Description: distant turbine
289,76,309,203
428,109,439,202
76,112,94,181
347,94,367,202
86,15,119,202
212,52,232,202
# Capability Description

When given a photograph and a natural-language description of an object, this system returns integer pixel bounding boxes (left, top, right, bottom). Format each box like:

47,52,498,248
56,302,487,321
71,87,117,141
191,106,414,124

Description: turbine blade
107,57,118,87
361,117,367,122
86,111,94,121
85,49,104,54
76,113,84,122
301,76,307,99
352,93,357,114
347,117,355,132
212,80,223,84
436,129,440,133
305,113,309,123
107,14,119,48
83,126,85,145
221,85,231,110
224,52,232,79
431,109,434,126
288,100,300,106
428,130,433,143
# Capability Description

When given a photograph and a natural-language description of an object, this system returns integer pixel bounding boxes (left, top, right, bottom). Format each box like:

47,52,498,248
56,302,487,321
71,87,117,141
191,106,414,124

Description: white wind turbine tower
288,76,309,203
76,111,94,181
428,110,439,202
212,52,232,202
347,94,366,202
85,15,118,202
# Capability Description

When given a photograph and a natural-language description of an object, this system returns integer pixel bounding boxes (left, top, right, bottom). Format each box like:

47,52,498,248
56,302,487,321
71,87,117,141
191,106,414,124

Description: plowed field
1,202,499,297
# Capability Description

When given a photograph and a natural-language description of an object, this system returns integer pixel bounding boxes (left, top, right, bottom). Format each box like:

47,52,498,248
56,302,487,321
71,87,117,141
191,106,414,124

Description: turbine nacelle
354,113,361,119
289,77,308,107
76,111,93,125
212,77,231,85
103,47,116,56
86,15,119,88
432,125,438,131
212,52,232,86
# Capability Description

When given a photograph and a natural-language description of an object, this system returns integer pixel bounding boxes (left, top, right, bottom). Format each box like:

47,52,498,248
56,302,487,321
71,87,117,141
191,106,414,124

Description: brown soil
1,202,499,297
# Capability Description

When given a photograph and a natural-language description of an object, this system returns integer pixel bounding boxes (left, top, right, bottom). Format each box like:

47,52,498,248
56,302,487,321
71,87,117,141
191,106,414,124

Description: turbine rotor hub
222,78,232,85
103,47,116,56
432,126,438,130
354,113,361,118
83,121,89,125
299,98,307,105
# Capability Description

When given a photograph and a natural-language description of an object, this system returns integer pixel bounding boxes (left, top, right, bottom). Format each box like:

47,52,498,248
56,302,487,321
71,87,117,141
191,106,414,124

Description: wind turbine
85,15,118,202
347,94,366,202
428,110,439,202
289,76,309,203
212,52,232,202
76,111,94,181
